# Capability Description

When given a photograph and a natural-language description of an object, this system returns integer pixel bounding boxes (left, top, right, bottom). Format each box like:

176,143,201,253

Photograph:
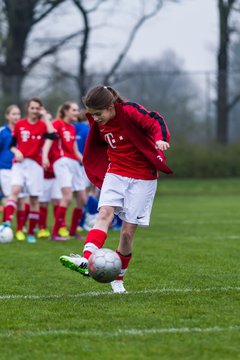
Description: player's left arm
40,108,55,133
124,103,170,150
73,141,83,163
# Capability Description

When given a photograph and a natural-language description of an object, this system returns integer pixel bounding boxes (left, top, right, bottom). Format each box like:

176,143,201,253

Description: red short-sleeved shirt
12,118,47,165
50,119,78,162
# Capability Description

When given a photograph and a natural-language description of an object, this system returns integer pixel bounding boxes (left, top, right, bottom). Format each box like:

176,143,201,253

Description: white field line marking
0,286,240,300
160,220,240,224
0,325,239,338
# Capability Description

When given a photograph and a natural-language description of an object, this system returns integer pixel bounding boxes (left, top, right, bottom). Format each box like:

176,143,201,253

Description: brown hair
25,97,43,111
56,101,76,119
83,85,124,110
5,104,20,119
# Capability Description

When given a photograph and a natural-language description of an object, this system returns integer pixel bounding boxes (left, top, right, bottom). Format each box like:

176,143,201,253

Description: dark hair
83,85,124,110
77,109,88,123
57,101,76,119
25,97,43,110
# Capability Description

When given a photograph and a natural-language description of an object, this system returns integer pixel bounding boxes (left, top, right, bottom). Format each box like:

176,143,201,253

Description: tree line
0,0,239,144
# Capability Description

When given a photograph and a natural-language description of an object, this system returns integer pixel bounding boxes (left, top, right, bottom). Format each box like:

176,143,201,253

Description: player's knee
63,194,72,206
98,207,114,223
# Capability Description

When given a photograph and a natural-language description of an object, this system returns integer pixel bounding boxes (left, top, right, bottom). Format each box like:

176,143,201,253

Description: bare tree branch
103,0,163,84
228,92,240,110
51,64,79,81
33,0,66,24
25,30,83,73
87,0,109,13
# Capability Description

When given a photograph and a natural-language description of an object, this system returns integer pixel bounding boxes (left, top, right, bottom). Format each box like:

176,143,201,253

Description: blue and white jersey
73,122,89,154
0,125,14,170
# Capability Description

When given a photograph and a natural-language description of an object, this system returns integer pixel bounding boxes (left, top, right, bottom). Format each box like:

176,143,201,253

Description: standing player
42,102,86,241
1,98,55,243
38,115,62,239
73,111,91,236
59,85,172,293
0,105,29,241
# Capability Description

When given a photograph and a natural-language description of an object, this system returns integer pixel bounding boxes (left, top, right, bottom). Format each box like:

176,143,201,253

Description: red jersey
83,102,172,188
50,119,78,162
12,118,47,165
99,116,158,180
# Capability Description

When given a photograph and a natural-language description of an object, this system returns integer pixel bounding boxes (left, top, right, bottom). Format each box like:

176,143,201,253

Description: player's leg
3,185,22,225
69,162,88,238
15,197,27,241
38,178,53,239
26,196,39,243
59,174,124,275
60,205,114,276
52,157,74,240
25,159,44,243
69,189,86,238
111,222,137,293
52,186,72,240
111,178,157,293
2,163,24,225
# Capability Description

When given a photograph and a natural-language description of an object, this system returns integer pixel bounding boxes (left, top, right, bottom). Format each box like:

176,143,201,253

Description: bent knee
98,207,114,222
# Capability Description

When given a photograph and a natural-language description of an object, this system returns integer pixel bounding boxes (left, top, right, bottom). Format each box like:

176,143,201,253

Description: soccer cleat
58,227,69,238
2,221,11,227
37,228,51,239
110,280,127,294
69,232,82,240
59,254,89,276
15,230,26,241
26,235,37,244
51,234,68,241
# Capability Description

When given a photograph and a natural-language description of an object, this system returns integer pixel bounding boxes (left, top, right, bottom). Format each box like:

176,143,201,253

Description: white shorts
0,169,12,197
0,169,27,198
38,178,62,202
98,173,157,227
53,157,85,192
11,159,44,197
80,166,91,189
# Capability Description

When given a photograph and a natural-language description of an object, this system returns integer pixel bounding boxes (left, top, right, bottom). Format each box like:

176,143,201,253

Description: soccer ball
0,225,14,243
88,248,122,283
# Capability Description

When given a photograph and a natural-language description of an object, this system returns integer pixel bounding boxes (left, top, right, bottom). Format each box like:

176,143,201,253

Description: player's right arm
42,139,53,169
42,119,59,169
9,140,24,162
9,120,24,162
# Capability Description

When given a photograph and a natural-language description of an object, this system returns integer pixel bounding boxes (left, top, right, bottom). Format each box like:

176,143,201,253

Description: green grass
1,178,240,359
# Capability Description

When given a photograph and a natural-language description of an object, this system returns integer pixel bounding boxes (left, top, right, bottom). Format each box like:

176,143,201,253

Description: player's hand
42,157,50,170
15,150,24,162
40,107,52,122
78,152,83,163
155,140,170,151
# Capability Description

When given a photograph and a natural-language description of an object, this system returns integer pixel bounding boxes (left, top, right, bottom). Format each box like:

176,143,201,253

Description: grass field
1,178,240,360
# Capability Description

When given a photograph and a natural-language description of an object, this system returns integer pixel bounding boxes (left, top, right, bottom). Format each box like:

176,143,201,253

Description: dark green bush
165,142,240,178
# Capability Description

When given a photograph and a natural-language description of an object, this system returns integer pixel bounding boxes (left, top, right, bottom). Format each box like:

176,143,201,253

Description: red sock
52,206,67,236
83,229,107,259
17,210,25,231
69,208,83,235
115,251,132,280
3,199,17,223
53,205,58,217
28,211,39,236
39,206,47,229
23,203,30,227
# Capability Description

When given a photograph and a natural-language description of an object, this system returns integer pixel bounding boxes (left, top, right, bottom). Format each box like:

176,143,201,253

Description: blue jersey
0,125,14,169
73,122,89,154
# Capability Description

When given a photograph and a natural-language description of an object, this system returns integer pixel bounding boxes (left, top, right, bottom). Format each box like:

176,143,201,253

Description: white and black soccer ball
88,248,122,283
0,225,14,243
